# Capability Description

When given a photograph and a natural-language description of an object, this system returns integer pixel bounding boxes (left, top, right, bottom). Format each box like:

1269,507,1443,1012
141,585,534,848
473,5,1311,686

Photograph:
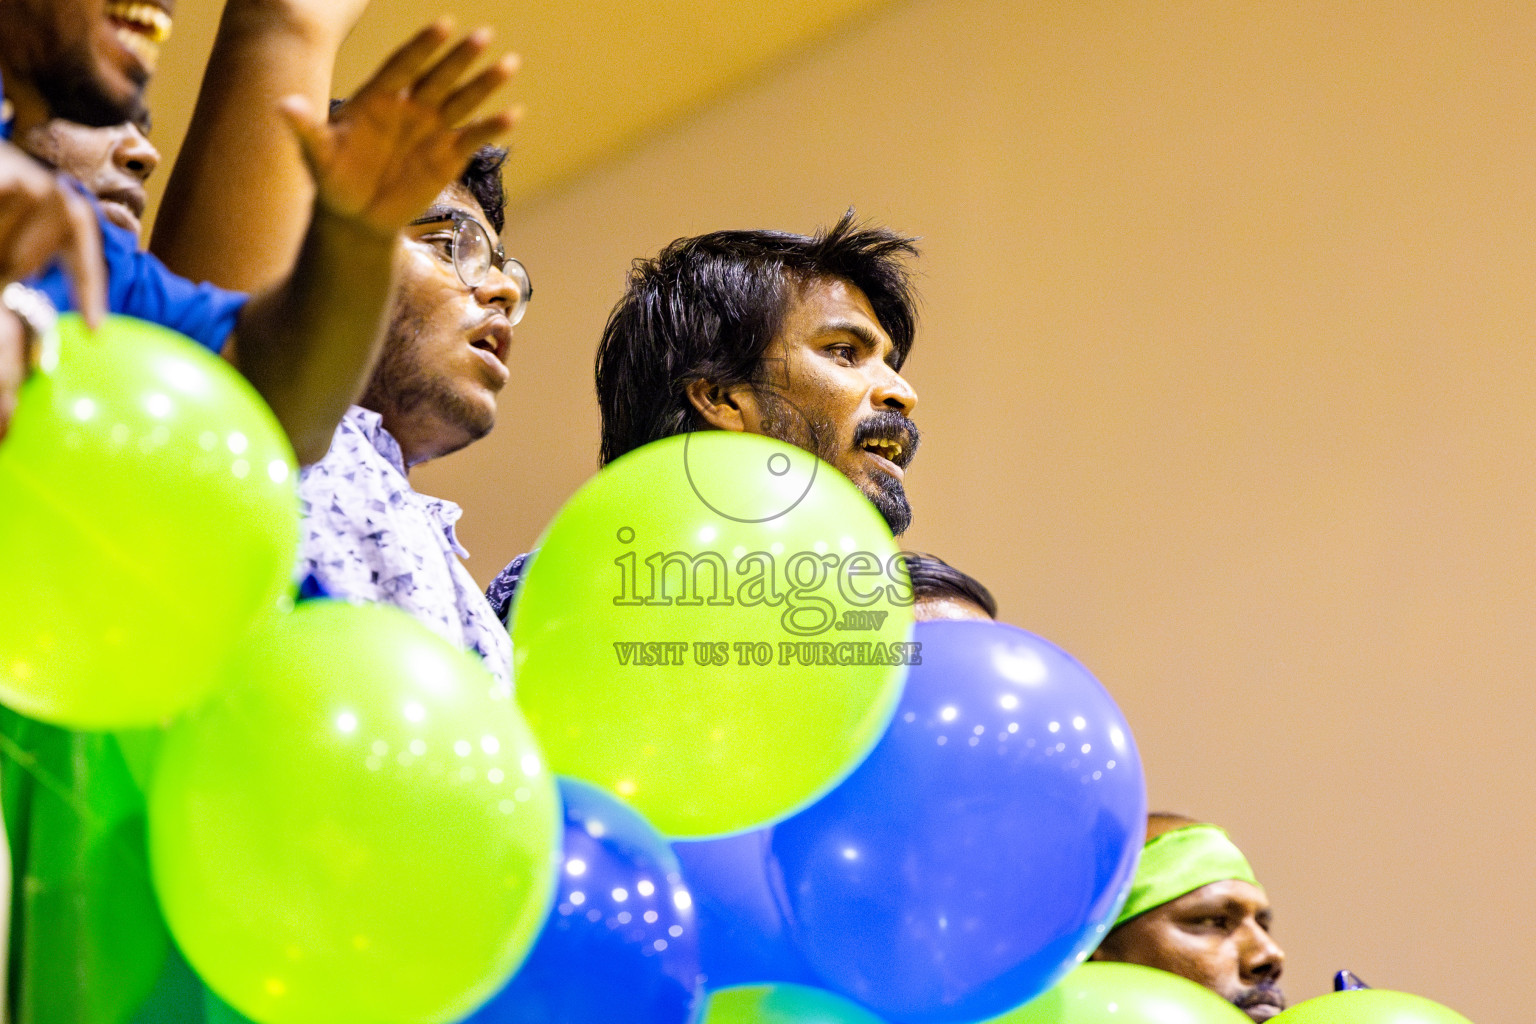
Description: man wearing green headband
1092,813,1287,1021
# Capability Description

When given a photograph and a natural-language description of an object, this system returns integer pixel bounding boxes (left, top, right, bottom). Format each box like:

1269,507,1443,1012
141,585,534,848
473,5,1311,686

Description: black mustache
853,411,920,468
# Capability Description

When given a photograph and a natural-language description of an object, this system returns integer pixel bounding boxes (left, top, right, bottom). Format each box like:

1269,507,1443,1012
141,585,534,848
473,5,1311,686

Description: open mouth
105,1,173,76
466,316,514,387
468,318,512,363
860,437,905,465
853,411,920,476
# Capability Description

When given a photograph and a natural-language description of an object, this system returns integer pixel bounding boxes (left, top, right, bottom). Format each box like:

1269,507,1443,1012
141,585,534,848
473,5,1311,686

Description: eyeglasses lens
452,218,493,289
447,215,532,324
504,260,531,324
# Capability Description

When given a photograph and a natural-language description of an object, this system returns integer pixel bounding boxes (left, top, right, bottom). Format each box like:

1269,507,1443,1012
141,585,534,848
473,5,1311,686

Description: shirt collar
345,406,408,477
343,406,471,558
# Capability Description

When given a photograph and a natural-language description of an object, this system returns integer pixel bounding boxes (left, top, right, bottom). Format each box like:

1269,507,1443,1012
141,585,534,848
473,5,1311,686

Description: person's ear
686,378,757,432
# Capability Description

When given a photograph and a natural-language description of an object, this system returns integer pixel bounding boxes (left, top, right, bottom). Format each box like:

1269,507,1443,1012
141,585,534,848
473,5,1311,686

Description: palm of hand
315,94,471,234
285,22,519,239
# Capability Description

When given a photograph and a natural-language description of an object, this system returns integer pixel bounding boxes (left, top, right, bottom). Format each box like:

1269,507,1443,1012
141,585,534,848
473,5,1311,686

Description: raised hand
222,0,374,47
278,21,521,240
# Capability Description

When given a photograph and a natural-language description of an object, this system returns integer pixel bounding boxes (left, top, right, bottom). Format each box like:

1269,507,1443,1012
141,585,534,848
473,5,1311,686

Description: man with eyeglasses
141,2,533,687
292,142,531,687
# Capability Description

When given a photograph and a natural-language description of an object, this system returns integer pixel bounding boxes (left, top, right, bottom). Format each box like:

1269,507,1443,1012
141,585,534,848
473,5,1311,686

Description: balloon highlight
149,601,560,1024
0,314,297,728
463,777,701,1024
768,621,1146,1023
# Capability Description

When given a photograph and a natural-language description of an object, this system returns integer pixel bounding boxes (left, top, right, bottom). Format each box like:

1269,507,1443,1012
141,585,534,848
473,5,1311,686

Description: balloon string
0,730,153,873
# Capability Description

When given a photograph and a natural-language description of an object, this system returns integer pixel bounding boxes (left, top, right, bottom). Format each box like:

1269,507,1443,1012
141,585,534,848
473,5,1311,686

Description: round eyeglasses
408,211,533,325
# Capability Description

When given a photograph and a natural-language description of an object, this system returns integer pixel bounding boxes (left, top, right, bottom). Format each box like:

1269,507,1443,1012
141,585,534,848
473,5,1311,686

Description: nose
115,124,160,183
474,264,526,320
871,365,918,418
1238,922,1285,984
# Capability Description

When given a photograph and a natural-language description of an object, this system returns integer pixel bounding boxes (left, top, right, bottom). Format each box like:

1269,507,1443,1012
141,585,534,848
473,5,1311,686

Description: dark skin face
0,0,171,133
20,119,158,236
687,275,920,534
1093,879,1287,1022
360,185,523,468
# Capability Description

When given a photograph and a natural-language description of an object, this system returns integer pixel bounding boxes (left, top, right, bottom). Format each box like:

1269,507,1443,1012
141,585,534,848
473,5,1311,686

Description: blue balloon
674,830,816,991
463,778,702,1023
767,621,1146,1024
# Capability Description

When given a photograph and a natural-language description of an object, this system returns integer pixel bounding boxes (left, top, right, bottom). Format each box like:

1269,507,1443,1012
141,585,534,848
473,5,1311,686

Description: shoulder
485,550,536,626
31,193,248,354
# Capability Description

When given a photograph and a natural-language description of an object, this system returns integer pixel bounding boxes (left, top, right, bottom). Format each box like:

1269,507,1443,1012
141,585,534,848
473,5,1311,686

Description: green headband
1115,823,1261,927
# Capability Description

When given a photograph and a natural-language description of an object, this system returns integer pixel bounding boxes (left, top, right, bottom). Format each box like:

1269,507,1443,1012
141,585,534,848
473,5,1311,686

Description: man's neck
367,406,467,472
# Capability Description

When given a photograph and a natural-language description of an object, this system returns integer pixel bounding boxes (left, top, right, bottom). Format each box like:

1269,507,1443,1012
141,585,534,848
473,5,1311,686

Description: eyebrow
410,204,464,226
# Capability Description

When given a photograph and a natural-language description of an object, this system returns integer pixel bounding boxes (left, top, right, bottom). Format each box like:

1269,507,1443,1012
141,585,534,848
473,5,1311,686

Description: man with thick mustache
487,214,922,621
1092,813,1288,1022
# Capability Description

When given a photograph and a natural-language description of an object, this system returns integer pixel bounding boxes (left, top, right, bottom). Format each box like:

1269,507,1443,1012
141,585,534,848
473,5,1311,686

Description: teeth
114,25,160,73
106,2,173,43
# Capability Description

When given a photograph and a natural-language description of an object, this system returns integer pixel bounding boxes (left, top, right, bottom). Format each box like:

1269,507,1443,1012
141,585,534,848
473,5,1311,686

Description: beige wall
409,1,1534,1019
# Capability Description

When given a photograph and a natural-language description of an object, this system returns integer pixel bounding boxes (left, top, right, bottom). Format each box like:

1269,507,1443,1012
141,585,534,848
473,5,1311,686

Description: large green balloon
511,432,913,837
0,314,297,728
1274,991,1474,1024
148,601,562,1024
990,963,1253,1023
704,984,887,1024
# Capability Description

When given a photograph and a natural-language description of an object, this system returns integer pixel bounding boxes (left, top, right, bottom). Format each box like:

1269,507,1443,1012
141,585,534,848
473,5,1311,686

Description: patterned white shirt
298,406,511,687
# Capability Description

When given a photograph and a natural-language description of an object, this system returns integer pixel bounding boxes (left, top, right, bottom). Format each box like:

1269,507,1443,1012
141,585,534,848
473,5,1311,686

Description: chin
448,401,497,448
1242,1003,1283,1022
864,485,911,536
103,204,141,237
862,476,912,536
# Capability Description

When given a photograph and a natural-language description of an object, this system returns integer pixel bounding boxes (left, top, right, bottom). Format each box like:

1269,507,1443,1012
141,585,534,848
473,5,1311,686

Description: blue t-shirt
33,201,248,355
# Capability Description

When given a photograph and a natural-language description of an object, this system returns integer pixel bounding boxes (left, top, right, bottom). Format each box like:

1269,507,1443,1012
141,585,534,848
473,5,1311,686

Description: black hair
901,553,998,618
595,210,919,465
459,145,508,236
329,99,506,234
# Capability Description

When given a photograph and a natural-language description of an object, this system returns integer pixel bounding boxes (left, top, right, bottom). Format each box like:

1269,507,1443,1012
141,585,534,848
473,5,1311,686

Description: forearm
149,2,351,292
234,205,397,465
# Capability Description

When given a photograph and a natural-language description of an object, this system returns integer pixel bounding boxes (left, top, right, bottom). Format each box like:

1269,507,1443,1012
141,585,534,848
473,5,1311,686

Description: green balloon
704,984,888,1024
511,432,913,837
990,963,1253,1023
0,707,173,1023
148,601,562,1024
0,314,297,729
1274,991,1474,1024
